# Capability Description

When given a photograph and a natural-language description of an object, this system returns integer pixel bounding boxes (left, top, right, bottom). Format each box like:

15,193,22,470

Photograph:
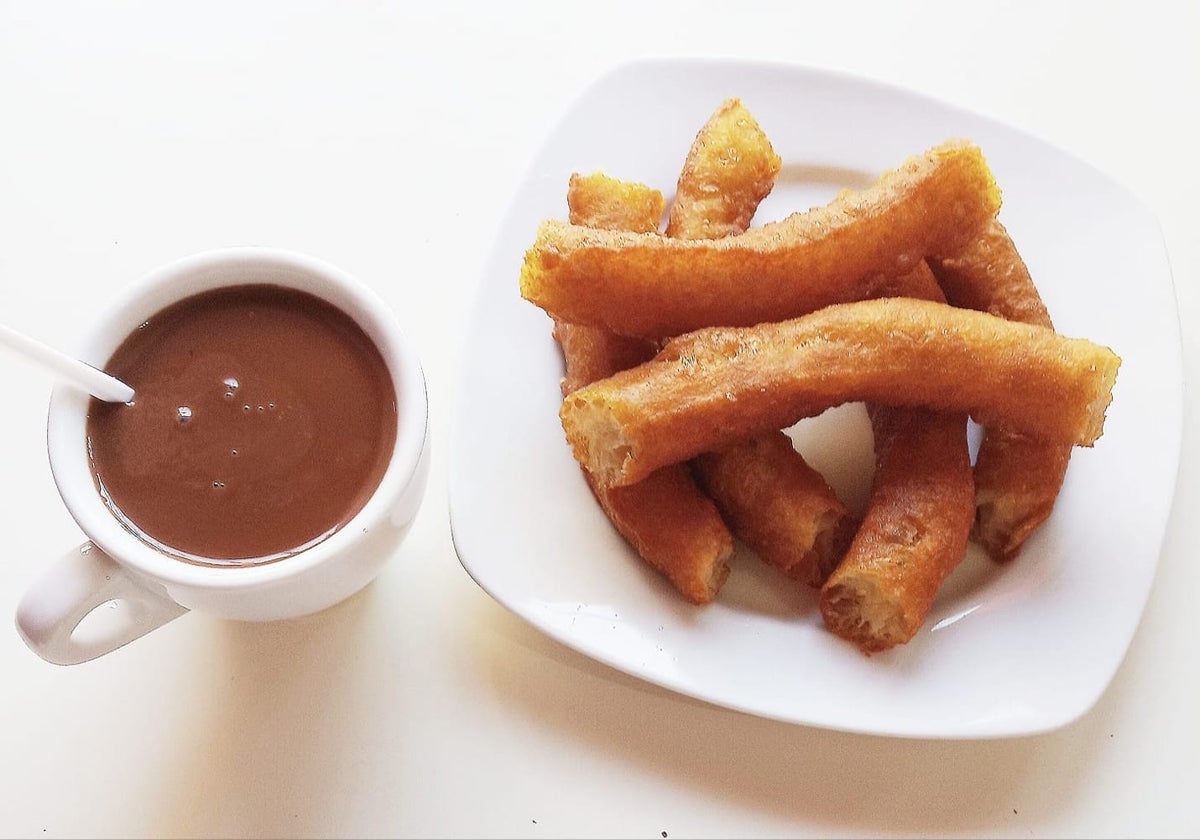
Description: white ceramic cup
16,248,430,665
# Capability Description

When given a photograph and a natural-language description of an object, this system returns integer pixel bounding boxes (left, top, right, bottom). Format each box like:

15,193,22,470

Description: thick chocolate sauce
86,284,397,564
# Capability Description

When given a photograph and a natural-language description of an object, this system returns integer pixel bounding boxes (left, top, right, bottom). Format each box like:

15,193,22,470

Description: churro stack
520,99,1120,655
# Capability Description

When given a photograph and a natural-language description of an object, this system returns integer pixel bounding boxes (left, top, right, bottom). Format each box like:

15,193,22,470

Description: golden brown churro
820,407,975,653
554,171,733,604
577,463,735,605
560,298,1120,487
665,98,783,240
694,435,852,586
564,171,665,236
555,174,663,395
933,218,1052,324
931,218,1071,561
521,139,1002,337
659,99,849,587
555,318,658,396
817,262,976,651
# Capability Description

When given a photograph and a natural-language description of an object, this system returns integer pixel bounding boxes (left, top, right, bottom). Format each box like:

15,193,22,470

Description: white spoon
0,324,134,403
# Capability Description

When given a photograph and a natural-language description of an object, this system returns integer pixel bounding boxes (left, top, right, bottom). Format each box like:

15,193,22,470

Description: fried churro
665,98,783,240
554,171,733,604
931,218,1072,561
694,434,851,586
658,98,849,587
820,407,975,653
521,139,1002,337
560,298,1120,487
818,262,976,651
564,171,665,236
933,218,1052,324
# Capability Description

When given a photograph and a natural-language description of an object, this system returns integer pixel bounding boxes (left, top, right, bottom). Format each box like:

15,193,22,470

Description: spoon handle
0,324,134,403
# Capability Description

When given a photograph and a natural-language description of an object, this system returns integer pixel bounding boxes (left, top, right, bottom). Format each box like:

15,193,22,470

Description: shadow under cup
45,249,429,623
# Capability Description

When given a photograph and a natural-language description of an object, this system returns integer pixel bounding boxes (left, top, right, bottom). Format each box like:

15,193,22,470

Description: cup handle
16,541,189,665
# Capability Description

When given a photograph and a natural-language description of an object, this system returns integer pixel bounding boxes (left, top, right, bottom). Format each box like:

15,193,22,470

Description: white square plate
448,60,1181,738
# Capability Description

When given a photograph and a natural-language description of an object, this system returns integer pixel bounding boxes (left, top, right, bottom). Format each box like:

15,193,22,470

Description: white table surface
1,1,1196,837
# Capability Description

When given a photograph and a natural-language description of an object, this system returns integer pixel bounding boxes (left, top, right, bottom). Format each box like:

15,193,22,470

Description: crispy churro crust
972,429,1072,561
565,172,665,235
660,98,848,588
931,218,1072,561
587,465,734,605
560,298,1120,487
555,173,664,396
521,139,1002,337
665,98,782,240
554,320,658,397
819,407,975,653
934,218,1053,325
694,433,850,587
554,171,733,605
819,263,976,651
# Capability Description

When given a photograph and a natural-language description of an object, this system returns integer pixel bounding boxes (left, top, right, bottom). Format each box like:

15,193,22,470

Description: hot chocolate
86,284,398,564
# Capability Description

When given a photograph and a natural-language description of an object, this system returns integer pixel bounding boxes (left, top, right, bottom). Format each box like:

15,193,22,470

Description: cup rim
46,246,428,591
